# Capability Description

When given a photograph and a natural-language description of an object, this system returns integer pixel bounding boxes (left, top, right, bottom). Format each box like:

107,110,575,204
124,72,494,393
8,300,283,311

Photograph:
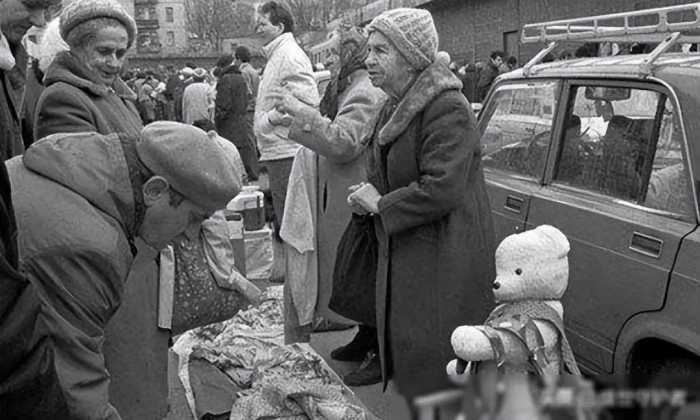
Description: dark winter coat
3,132,144,419
476,61,500,102
0,43,27,161
214,64,248,146
34,51,142,141
367,62,496,398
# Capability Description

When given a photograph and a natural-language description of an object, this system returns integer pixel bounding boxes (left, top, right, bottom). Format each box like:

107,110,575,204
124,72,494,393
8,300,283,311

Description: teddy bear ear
535,225,570,257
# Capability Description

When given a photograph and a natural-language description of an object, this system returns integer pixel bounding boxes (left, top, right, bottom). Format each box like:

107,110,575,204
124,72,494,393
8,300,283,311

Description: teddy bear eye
515,268,522,275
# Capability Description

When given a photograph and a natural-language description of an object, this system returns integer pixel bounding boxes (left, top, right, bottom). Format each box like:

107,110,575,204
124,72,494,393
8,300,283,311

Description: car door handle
629,232,663,258
504,195,525,214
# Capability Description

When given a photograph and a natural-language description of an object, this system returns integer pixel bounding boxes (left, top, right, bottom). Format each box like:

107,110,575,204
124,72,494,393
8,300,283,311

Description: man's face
0,0,47,45
139,189,210,250
72,25,128,86
492,55,504,67
254,12,282,44
365,31,413,97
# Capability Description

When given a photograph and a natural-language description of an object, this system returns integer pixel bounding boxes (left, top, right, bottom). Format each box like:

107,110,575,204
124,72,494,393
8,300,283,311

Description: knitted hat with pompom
367,8,438,71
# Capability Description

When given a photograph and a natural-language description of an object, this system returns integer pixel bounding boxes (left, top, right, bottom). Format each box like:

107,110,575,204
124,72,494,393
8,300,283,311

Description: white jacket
254,33,319,161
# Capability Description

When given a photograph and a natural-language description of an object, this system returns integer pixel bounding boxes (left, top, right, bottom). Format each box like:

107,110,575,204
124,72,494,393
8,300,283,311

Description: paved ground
309,327,413,420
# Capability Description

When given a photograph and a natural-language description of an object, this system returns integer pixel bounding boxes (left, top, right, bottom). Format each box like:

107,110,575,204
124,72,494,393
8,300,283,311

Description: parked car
477,4,700,386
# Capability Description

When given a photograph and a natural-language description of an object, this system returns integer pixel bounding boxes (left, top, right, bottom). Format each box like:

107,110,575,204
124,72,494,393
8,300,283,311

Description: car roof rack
520,3,700,77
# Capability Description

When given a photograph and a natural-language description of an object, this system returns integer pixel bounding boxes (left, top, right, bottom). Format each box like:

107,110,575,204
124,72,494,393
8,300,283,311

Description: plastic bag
328,214,377,326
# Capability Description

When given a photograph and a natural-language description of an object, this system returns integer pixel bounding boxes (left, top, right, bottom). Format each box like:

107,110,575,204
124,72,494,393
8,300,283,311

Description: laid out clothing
287,69,386,324
34,51,142,140
0,42,27,160
4,132,146,419
280,147,318,342
239,62,259,112
280,147,318,325
182,81,212,125
367,62,496,398
254,32,319,162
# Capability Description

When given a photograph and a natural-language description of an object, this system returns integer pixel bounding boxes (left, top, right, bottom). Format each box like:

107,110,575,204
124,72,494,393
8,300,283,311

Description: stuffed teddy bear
446,225,582,420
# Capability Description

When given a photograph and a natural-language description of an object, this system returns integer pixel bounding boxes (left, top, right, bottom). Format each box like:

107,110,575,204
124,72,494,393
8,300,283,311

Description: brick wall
423,0,695,66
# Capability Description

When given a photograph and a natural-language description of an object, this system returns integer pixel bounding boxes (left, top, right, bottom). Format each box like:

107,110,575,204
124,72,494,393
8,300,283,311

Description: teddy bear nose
492,281,500,290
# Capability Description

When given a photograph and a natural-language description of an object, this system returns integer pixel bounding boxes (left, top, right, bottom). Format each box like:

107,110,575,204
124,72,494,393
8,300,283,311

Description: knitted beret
136,122,240,212
59,0,137,48
368,8,438,71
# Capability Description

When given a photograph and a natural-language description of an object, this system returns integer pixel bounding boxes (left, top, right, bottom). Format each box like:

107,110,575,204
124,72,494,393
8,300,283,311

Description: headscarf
319,27,369,119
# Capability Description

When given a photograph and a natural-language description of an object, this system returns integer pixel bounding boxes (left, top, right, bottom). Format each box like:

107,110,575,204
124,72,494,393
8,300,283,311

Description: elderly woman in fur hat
346,8,497,403
33,0,141,141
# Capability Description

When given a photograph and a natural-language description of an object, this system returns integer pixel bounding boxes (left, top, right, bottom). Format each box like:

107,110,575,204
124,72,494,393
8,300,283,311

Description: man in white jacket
253,1,319,238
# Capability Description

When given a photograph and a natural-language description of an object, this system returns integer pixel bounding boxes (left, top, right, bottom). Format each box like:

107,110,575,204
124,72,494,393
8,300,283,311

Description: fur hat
136,122,240,212
59,0,137,49
367,8,438,71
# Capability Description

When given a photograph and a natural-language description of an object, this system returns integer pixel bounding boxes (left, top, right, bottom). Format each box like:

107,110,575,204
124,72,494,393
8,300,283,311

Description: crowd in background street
0,0,624,418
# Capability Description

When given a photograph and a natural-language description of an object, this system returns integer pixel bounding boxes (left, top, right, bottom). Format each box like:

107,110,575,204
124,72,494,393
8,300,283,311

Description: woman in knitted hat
346,7,496,403
33,0,141,141
270,26,386,381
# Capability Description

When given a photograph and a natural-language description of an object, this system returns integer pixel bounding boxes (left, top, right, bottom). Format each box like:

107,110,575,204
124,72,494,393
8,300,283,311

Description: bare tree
277,0,339,32
185,0,254,52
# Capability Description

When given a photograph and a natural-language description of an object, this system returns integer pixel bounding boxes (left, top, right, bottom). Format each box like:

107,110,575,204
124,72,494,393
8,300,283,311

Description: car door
526,80,697,373
478,80,561,242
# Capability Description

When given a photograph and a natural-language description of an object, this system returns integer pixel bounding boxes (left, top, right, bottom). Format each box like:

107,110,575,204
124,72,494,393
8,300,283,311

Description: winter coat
367,62,496,398
287,69,386,323
239,62,259,112
476,61,500,102
0,43,27,161
32,51,168,420
182,81,211,124
34,51,142,141
214,65,248,145
3,132,144,419
255,33,319,161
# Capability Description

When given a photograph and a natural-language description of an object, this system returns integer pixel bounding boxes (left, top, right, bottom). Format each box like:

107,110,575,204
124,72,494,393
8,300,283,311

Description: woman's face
74,25,128,86
365,31,413,98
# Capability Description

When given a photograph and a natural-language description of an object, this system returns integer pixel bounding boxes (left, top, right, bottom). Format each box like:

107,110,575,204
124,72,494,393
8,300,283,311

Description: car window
479,81,559,178
555,85,694,221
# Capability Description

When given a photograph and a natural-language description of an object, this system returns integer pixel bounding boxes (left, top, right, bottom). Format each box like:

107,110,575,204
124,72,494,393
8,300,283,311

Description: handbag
328,213,377,327
160,212,260,335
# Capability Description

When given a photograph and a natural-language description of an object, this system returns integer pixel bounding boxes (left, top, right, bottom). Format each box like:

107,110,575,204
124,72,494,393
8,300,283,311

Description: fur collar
44,51,136,101
378,61,463,145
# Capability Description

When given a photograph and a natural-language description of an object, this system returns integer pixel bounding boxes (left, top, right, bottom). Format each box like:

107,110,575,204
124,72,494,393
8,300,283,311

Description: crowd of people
0,0,517,418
